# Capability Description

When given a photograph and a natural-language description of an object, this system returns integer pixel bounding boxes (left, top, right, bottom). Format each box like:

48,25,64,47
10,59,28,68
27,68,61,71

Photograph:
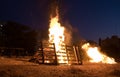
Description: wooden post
53,43,58,65
40,41,44,64
75,46,82,65
78,46,83,65
73,46,79,64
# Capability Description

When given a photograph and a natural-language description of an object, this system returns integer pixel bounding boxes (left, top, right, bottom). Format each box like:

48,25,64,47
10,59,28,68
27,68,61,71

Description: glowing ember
49,9,68,64
82,43,116,64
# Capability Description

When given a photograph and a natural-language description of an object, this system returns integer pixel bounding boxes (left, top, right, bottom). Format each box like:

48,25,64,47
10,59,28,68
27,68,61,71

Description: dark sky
0,0,120,42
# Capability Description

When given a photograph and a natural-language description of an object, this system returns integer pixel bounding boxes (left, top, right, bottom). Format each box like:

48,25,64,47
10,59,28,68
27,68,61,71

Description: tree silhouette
100,35,120,62
0,21,38,55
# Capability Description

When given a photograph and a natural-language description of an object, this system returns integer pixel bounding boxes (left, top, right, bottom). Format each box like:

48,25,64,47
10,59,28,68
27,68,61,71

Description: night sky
0,0,120,42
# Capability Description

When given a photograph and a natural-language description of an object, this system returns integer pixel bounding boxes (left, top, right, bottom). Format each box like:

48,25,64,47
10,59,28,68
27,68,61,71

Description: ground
0,57,120,77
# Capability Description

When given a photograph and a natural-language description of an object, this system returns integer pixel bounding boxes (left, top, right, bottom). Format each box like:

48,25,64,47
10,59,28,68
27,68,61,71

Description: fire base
29,42,82,65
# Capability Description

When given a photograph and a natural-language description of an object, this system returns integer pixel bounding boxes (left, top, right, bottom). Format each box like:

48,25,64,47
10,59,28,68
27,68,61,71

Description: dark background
0,0,120,42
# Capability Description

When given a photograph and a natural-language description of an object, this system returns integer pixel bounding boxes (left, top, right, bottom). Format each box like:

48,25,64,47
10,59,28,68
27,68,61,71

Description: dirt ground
0,57,120,77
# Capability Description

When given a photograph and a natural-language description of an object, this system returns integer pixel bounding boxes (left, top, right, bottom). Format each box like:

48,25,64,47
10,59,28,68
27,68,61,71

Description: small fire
49,9,68,64
82,43,116,64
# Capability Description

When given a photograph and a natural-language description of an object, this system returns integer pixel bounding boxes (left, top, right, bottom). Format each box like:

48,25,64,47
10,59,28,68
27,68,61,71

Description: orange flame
49,9,68,64
82,43,116,64
49,15,64,51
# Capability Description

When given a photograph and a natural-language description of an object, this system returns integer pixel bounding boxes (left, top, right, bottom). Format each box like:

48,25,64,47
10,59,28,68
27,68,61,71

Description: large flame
49,9,68,64
82,43,116,64
49,15,64,51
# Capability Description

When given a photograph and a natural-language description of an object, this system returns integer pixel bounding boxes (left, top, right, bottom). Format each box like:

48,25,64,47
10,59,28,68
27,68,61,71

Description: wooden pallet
30,42,82,65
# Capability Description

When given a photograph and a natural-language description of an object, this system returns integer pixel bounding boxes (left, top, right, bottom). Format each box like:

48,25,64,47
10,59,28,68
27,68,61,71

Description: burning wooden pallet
29,42,82,65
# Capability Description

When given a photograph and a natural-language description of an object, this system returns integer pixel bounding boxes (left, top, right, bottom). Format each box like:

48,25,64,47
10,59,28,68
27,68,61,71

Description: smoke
63,22,73,45
50,0,59,18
